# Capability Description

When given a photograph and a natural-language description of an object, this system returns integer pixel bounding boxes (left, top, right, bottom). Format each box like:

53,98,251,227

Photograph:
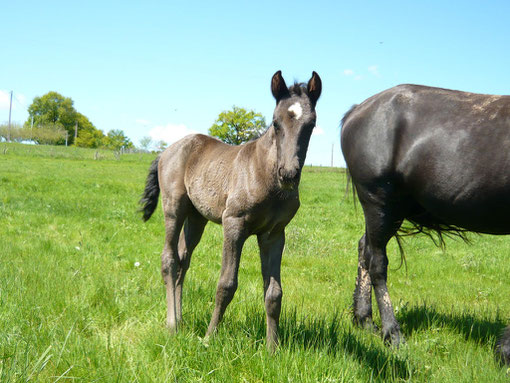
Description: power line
13,93,26,109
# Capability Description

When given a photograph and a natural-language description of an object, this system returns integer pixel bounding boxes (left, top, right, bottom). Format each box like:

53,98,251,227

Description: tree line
2,90,268,150
1,91,134,151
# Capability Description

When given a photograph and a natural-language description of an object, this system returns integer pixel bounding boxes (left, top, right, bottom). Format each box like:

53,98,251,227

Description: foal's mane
288,82,309,97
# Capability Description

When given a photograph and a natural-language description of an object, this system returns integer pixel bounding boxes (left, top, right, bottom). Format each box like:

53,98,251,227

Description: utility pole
74,121,78,143
8,91,13,142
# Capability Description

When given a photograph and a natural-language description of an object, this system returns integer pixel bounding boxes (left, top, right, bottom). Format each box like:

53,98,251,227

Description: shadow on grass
181,304,412,380
181,280,413,380
397,303,506,346
238,307,413,381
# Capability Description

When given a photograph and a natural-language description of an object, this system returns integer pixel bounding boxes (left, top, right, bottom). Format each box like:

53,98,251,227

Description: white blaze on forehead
288,102,303,120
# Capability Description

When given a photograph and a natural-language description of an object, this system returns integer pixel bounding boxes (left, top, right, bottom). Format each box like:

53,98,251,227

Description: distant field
1,142,510,382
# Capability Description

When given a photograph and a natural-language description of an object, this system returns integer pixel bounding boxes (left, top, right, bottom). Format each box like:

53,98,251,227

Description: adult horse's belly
395,125,510,234
404,167,510,235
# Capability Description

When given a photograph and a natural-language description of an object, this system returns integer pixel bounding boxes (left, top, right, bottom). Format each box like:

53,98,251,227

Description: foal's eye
273,122,280,132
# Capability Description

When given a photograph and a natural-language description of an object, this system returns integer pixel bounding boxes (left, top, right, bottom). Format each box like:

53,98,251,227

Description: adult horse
341,84,510,363
140,71,321,350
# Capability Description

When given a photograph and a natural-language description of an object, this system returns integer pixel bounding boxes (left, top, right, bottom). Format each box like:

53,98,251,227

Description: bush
0,123,67,145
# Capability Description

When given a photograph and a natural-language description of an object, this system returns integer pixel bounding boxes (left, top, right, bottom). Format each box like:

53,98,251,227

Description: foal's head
270,70,322,189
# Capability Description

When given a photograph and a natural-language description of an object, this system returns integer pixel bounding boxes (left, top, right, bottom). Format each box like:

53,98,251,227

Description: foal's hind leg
353,232,376,331
361,200,404,346
175,212,208,322
161,193,191,332
258,230,285,351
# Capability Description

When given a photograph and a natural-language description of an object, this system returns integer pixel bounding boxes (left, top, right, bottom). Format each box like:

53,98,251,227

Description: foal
140,71,321,349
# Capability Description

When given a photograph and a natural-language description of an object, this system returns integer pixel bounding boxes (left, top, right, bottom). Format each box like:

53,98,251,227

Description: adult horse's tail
341,105,407,270
139,156,160,221
340,105,358,203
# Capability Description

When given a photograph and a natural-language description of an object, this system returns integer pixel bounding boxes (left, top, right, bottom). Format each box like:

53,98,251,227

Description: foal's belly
188,191,225,224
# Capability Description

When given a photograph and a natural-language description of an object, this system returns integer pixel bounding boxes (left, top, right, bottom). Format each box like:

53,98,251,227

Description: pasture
1,143,510,382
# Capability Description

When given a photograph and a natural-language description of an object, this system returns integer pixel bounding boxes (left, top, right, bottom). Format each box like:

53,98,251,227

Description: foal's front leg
258,231,285,351
205,216,247,337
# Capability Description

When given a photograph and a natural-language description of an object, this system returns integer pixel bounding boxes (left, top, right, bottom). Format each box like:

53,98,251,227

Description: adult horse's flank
341,84,510,363
140,71,321,350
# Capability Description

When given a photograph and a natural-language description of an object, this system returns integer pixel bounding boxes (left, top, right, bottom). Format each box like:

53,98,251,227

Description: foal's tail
139,156,160,222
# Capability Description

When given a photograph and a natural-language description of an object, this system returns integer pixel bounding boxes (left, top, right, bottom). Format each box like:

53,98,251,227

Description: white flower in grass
134,261,140,268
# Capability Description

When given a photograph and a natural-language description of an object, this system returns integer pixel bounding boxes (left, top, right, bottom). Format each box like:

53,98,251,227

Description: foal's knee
217,278,238,301
161,255,179,279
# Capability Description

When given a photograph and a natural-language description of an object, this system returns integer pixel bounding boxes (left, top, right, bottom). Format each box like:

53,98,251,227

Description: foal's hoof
166,322,178,334
198,336,210,348
496,327,510,365
266,342,279,354
266,337,280,354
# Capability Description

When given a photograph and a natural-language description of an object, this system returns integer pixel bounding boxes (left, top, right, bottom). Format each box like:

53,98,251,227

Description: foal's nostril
278,167,300,183
290,168,301,182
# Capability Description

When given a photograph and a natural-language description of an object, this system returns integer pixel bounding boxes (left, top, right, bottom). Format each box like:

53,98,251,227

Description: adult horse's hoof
496,327,510,364
382,325,405,348
353,315,379,333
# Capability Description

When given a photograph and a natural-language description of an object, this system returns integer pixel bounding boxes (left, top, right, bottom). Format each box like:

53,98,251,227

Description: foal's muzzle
278,166,301,188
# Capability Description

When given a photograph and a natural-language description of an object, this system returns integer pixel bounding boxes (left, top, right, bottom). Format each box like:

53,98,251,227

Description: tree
139,136,153,152
74,113,105,148
25,91,106,146
25,91,77,144
75,126,105,148
155,140,168,152
104,129,134,151
208,106,266,145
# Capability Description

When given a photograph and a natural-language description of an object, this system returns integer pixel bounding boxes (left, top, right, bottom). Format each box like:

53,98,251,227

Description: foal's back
158,133,253,224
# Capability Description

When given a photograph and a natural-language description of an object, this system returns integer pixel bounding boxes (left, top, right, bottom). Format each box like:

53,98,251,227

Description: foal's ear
307,71,322,107
271,70,289,103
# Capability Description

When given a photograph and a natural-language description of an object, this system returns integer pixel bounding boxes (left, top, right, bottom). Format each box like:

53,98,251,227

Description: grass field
1,142,510,382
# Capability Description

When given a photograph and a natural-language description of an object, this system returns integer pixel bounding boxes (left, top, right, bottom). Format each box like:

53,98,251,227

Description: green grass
1,142,510,382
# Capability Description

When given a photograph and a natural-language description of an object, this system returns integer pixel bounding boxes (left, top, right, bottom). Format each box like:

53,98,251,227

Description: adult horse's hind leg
353,232,376,330
361,199,404,346
497,327,510,364
175,211,208,322
258,231,285,351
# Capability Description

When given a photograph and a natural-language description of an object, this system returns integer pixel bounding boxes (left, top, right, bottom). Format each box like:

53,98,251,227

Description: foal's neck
253,128,277,171
253,129,299,195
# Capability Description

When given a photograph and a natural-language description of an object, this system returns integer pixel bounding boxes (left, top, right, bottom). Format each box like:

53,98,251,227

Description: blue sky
2,1,509,166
